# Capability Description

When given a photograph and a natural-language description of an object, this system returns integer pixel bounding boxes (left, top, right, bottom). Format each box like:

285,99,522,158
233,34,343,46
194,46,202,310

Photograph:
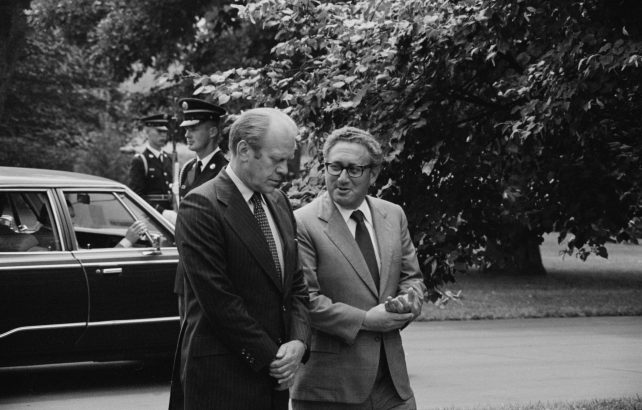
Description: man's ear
208,126,219,139
236,140,250,161
369,165,381,185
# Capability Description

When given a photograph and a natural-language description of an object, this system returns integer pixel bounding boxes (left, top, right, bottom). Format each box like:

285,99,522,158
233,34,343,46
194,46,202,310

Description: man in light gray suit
291,127,426,410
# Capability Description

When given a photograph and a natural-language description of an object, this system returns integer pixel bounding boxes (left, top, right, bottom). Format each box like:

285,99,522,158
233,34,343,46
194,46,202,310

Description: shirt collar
146,143,164,158
334,197,372,226
226,165,255,205
196,147,220,168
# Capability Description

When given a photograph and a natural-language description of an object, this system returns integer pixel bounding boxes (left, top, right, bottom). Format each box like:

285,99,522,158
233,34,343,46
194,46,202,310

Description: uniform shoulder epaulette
134,152,148,176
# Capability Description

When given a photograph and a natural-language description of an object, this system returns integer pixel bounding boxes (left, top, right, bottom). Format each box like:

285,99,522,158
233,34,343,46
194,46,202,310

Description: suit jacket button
281,305,287,312
375,335,381,342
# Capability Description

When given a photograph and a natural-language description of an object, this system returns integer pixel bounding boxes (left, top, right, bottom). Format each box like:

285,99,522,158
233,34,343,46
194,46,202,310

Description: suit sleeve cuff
118,238,133,248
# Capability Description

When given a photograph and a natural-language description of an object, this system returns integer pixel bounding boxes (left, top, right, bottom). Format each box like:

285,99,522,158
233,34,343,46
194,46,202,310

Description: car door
0,189,88,366
64,189,179,360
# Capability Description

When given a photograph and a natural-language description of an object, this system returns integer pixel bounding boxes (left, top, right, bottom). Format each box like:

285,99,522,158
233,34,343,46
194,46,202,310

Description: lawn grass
438,396,642,410
419,234,642,321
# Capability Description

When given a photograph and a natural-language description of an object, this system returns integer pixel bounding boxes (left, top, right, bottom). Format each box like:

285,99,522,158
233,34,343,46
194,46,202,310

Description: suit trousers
292,343,416,410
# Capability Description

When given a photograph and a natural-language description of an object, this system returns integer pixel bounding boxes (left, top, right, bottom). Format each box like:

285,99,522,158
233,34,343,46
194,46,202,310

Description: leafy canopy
184,0,642,290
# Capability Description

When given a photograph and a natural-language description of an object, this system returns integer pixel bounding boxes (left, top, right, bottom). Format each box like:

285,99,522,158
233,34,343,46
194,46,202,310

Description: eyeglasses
324,162,372,178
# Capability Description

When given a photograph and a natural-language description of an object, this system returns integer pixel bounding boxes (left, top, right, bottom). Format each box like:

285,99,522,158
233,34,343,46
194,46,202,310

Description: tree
0,1,246,171
33,0,275,83
0,0,277,172
179,0,642,293
0,7,119,170
0,0,30,121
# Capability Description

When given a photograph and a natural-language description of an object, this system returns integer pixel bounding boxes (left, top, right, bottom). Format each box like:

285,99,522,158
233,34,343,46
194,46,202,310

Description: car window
64,191,174,249
0,191,61,252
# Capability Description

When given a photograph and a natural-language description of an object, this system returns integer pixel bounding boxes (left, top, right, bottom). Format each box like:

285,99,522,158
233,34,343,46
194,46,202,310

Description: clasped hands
363,288,423,333
269,340,306,391
384,287,423,318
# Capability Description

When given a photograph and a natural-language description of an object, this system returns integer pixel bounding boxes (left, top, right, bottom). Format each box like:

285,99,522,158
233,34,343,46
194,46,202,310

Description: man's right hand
362,303,413,332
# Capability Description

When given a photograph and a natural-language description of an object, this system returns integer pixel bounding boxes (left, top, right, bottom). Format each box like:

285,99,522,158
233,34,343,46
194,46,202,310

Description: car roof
0,167,125,189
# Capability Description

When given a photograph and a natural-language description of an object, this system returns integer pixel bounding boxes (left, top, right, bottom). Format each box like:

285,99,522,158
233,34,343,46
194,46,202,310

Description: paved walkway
404,316,642,409
0,316,640,409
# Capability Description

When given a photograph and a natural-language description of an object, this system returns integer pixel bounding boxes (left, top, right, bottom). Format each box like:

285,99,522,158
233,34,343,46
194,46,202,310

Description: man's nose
275,160,288,175
337,168,351,182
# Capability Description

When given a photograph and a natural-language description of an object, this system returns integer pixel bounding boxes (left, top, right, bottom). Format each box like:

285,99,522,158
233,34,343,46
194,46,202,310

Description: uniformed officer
177,98,228,201
128,114,174,212
175,97,227,319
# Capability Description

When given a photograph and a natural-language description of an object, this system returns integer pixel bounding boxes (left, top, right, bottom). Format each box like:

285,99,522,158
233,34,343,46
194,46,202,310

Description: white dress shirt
333,199,381,269
226,165,284,276
195,147,220,172
146,143,166,159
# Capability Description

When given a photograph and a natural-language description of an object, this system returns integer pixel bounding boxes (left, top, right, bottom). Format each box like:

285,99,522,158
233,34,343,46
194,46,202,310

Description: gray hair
322,126,383,167
229,108,298,156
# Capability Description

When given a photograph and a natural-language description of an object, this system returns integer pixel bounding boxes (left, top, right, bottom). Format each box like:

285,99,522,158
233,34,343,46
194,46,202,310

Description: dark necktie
251,192,282,283
351,210,379,288
193,160,202,183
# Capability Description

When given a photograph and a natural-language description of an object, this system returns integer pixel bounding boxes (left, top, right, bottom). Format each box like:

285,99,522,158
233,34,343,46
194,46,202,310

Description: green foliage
0,0,31,121
182,0,642,291
2,0,266,173
31,0,209,81
73,115,131,183
0,12,118,170
30,0,275,83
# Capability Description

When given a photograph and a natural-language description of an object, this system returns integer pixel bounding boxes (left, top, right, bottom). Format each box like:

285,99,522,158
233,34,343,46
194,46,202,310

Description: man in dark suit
128,114,173,213
169,107,311,410
173,97,227,319
291,127,425,410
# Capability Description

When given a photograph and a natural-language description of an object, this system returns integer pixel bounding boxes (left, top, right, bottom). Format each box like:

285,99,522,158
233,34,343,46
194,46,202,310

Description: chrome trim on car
0,316,179,339
0,322,86,339
0,263,82,271
77,259,179,267
0,259,178,271
86,317,179,327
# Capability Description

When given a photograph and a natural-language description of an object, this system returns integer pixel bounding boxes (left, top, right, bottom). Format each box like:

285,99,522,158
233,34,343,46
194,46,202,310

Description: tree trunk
484,226,547,275
0,0,30,121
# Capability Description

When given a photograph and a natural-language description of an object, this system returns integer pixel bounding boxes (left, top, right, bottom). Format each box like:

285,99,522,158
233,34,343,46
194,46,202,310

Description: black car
0,167,179,367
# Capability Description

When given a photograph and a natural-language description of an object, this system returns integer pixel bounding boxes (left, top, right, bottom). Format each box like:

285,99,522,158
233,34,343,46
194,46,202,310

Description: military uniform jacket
128,148,173,209
178,150,228,202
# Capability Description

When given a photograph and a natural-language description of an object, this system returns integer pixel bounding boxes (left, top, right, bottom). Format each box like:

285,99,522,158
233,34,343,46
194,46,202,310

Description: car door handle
96,267,122,275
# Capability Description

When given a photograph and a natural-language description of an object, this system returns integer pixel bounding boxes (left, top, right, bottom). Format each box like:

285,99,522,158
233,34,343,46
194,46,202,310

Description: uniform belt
145,194,171,201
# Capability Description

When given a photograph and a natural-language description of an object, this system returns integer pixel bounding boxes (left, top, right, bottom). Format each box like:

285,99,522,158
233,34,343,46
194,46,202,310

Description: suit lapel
319,193,378,298
368,197,393,296
216,171,283,291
